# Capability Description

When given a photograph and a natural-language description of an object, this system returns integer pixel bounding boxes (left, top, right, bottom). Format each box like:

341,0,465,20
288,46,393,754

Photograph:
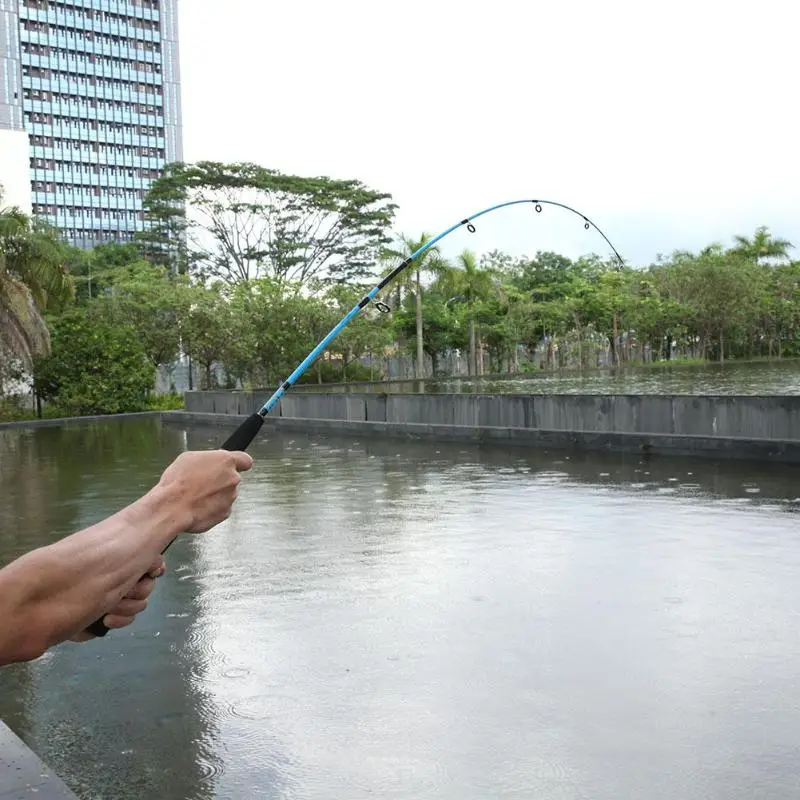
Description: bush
34,309,155,416
0,397,35,423
146,392,185,411
295,359,378,384
343,361,375,382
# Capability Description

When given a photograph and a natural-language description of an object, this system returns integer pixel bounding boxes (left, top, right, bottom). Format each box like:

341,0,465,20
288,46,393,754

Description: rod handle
83,414,265,638
221,412,265,452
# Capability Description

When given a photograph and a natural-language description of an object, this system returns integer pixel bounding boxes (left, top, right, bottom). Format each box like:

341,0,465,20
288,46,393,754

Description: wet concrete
0,722,75,798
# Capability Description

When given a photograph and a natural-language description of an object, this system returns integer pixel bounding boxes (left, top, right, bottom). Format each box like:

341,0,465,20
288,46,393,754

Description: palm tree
382,233,451,379
0,191,74,379
448,250,495,375
731,226,793,263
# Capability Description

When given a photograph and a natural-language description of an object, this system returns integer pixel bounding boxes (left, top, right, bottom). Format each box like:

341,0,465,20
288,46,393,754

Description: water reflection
2,420,800,799
188,425,800,799
0,420,225,800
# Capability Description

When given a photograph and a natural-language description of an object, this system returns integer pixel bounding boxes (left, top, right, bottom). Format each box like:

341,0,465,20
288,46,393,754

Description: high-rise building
0,0,182,248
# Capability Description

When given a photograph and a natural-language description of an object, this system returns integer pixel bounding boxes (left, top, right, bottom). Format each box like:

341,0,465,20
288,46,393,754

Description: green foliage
730,226,793,264
0,396,35,423
324,283,394,380
5,160,800,421
146,393,185,411
1,194,74,370
74,260,193,370
34,308,155,415
65,242,146,303
180,282,236,389
393,284,467,375
295,359,375,384
382,232,453,377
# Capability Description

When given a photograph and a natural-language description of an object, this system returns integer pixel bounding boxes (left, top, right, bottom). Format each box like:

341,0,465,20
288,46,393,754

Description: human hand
157,449,254,533
71,557,166,642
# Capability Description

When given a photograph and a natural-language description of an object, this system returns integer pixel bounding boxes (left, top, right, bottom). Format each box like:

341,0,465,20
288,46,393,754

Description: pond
2,418,800,799
297,359,800,396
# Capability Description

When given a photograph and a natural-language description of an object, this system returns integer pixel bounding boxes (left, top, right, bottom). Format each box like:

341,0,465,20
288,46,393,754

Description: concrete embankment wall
181,392,800,461
0,720,76,798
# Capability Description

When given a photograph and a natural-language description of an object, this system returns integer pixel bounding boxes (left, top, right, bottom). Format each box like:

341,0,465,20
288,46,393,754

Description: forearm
0,484,191,665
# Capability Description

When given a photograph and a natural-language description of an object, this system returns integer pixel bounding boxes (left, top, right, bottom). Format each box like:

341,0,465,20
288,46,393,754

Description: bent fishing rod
85,197,624,637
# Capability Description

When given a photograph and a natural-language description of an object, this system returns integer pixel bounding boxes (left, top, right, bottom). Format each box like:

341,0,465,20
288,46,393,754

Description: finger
124,577,156,602
146,556,166,579
228,451,254,471
103,614,135,630
107,597,148,618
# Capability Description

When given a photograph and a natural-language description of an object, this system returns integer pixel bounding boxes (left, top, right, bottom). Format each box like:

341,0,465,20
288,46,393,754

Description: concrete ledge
0,721,76,798
184,391,800,441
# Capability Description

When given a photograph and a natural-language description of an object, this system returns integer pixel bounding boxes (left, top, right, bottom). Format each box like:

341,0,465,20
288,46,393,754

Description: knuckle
129,580,153,600
121,598,148,616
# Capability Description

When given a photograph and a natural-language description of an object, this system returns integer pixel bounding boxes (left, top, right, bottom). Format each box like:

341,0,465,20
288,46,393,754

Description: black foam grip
84,617,112,637
84,414,265,638
221,413,265,452
84,536,177,638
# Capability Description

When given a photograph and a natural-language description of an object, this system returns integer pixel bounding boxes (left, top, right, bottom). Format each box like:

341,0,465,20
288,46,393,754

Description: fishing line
85,197,624,637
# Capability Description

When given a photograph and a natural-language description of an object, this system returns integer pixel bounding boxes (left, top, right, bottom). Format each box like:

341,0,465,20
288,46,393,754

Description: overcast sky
177,0,799,267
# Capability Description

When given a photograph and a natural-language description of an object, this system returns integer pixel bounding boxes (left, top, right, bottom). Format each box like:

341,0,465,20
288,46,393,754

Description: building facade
0,0,182,248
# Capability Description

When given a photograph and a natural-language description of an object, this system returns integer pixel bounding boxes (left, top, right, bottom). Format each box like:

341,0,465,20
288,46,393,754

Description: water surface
300,359,800,396
2,419,800,799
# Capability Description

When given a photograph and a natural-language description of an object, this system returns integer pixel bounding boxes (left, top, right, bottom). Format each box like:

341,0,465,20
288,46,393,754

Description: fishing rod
85,197,624,637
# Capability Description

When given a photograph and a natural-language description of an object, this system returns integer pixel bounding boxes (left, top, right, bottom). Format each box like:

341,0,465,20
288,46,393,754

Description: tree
393,285,465,376
180,283,236,389
672,249,763,363
627,274,691,362
475,290,517,373
496,283,536,371
506,251,584,368
65,242,145,303
383,233,451,378
34,308,154,415
323,283,393,381
446,250,495,375
141,161,397,286
762,263,800,357
578,268,635,366
100,262,192,368
512,251,577,297
730,226,793,264
0,193,73,384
